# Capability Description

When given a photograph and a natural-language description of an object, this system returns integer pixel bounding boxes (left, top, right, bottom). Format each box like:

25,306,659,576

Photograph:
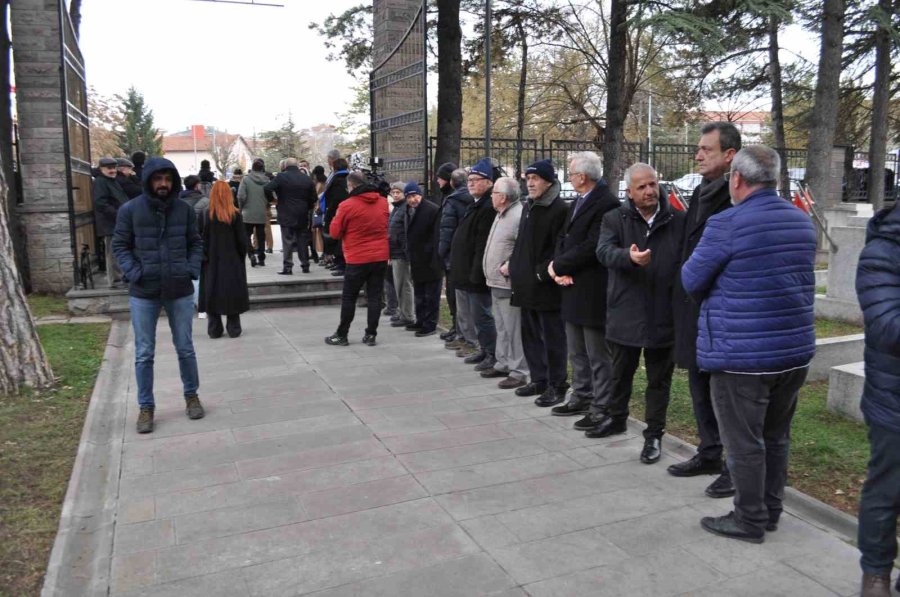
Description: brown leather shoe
860,573,891,597
498,377,526,390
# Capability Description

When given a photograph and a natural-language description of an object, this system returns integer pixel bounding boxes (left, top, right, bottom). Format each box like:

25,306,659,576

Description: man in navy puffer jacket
113,157,205,434
854,202,900,597
682,145,816,544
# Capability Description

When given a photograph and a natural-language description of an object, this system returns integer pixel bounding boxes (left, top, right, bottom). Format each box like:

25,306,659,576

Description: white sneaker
199,312,207,319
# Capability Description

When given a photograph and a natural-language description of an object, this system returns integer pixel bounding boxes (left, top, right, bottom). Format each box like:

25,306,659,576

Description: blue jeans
858,423,900,576
129,295,200,408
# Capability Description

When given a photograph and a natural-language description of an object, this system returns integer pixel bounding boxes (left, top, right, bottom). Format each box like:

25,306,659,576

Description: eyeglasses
467,177,486,183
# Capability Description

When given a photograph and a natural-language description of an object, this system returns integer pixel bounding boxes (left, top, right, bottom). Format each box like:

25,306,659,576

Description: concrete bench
827,361,865,423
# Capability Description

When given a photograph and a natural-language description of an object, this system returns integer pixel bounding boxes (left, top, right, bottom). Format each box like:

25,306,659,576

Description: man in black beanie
435,162,456,202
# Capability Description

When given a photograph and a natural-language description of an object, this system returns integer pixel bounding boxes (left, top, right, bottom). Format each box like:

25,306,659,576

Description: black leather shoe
766,511,780,532
705,471,736,498
324,333,349,346
277,269,293,275
474,357,497,371
534,385,567,407
464,351,487,364
584,416,627,438
331,270,345,277
414,328,436,337
479,367,508,378
439,329,457,341
405,322,423,331
640,438,662,464
390,320,412,327
551,400,590,417
515,382,546,397
362,334,377,346
700,512,764,544
301,266,310,273
667,454,724,477
572,413,605,431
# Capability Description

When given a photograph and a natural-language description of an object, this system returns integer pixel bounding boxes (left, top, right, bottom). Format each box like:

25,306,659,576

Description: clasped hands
548,262,574,286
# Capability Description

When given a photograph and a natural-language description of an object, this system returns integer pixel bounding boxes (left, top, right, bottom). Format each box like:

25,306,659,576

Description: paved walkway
97,306,860,596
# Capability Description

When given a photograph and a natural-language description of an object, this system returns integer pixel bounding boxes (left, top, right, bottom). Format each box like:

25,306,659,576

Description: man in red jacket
326,171,390,346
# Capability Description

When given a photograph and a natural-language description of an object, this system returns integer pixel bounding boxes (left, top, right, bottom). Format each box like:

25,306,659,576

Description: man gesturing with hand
592,163,685,464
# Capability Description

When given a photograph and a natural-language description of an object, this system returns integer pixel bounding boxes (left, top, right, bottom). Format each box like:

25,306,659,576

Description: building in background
161,125,254,179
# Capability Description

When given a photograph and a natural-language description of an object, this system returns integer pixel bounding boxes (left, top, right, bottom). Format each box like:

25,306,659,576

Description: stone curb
41,320,132,597
631,417,859,544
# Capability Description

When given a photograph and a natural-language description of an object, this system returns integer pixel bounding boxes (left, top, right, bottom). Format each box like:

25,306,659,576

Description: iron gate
369,1,427,185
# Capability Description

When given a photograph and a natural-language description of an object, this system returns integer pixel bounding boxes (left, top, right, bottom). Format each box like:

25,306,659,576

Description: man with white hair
480,177,528,385
594,162,685,465
548,151,621,428
682,145,816,544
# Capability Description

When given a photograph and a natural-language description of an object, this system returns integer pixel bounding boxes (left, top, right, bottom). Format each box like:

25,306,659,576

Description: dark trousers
710,368,808,533
333,239,346,269
689,366,724,461
607,343,674,440
445,270,457,331
457,289,496,356
281,225,309,269
858,423,900,576
245,223,266,262
208,313,241,338
337,261,386,337
414,278,442,332
520,308,568,389
384,263,398,313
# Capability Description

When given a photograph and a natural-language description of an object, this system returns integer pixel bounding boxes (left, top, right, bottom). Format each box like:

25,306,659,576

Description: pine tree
116,87,162,157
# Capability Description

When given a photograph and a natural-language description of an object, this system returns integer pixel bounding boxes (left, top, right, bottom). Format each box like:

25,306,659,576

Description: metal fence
847,149,899,203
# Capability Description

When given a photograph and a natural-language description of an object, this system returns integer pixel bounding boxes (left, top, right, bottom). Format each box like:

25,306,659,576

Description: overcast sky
80,0,365,137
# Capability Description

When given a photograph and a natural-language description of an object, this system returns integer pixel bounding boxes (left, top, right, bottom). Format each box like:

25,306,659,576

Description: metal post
422,0,428,189
484,0,492,156
647,88,653,167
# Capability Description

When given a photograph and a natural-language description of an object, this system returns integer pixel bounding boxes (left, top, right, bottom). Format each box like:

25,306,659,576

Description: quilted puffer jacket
681,188,817,372
856,204,900,433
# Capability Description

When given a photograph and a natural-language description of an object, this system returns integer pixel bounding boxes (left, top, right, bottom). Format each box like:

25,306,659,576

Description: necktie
572,194,587,218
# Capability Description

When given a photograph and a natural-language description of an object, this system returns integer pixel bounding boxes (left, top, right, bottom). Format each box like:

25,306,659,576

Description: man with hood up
238,159,271,267
112,157,205,434
325,171,390,347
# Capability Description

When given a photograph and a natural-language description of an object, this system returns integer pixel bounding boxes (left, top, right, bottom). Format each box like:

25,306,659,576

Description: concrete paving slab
45,304,869,596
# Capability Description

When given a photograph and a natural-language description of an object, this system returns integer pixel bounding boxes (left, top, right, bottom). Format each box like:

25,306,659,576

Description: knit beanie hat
436,162,456,181
403,182,423,197
470,158,494,181
525,159,556,183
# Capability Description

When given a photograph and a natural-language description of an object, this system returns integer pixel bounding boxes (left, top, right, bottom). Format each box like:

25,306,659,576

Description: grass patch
815,317,864,338
629,367,869,517
439,298,452,330
0,323,110,596
815,285,827,295
26,294,68,319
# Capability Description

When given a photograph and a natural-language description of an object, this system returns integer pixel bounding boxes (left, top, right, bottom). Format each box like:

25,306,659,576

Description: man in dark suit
548,152,621,428
403,183,443,336
264,157,318,274
667,122,741,499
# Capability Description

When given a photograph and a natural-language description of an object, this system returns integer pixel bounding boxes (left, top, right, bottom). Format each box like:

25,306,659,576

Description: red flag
793,191,810,214
669,190,685,212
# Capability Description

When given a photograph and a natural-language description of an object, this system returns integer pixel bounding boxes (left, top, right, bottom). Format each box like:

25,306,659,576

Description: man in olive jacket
548,152,621,430
667,122,741,499
593,163,685,465
508,159,569,404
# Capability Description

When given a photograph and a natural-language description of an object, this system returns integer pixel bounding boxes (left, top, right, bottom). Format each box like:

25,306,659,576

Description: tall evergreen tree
116,87,162,157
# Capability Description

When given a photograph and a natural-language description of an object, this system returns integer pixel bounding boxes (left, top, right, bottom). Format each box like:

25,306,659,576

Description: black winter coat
199,211,250,316
439,188,474,268
264,165,317,229
323,172,350,229
406,200,443,283
93,174,128,236
672,178,732,369
596,195,685,348
116,172,143,199
509,182,569,311
856,204,900,434
449,196,496,292
553,180,621,328
112,158,203,300
389,199,408,260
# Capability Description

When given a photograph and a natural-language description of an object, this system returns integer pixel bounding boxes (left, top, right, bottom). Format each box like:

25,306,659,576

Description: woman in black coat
199,181,250,338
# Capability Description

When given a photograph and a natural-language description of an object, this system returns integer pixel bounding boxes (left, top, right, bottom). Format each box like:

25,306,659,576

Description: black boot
207,314,224,338
249,254,258,267
226,314,242,338
277,267,293,276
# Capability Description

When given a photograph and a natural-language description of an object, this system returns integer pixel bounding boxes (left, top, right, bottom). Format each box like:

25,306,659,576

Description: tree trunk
514,20,527,180
804,0,845,207
866,0,891,211
603,0,628,185
69,0,81,38
0,167,54,395
434,0,462,183
768,15,790,200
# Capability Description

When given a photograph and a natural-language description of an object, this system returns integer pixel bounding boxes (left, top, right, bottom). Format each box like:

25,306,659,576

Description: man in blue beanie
448,158,498,367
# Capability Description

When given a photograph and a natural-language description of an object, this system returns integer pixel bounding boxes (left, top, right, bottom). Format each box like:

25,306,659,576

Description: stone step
808,334,864,381
248,290,344,310
247,277,344,296
826,361,865,423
